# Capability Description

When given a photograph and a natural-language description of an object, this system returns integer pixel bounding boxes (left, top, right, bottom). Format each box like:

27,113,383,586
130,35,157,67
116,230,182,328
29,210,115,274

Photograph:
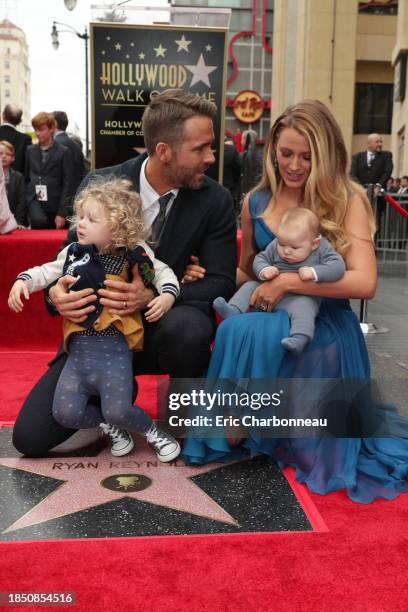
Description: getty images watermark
157,378,395,438
167,389,327,429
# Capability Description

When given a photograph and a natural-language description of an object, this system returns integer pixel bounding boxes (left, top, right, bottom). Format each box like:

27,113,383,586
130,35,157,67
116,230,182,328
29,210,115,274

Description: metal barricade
375,192,408,266
359,184,392,335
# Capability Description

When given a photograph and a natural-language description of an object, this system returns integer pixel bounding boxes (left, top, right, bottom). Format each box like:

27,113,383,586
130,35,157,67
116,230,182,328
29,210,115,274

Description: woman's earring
273,158,278,169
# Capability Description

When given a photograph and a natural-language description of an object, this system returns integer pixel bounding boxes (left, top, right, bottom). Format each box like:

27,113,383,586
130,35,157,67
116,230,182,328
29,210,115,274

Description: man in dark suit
350,133,393,189
25,112,74,229
350,133,393,226
52,111,85,196
0,104,32,174
13,89,237,456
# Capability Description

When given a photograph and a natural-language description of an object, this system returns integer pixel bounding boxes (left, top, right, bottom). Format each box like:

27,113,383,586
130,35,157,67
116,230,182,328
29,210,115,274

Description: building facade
391,0,408,177
0,19,31,131
172,0,273,143
272,0,398,158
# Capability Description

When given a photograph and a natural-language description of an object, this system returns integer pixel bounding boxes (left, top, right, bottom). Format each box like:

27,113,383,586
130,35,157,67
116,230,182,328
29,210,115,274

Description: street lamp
50,21,89,158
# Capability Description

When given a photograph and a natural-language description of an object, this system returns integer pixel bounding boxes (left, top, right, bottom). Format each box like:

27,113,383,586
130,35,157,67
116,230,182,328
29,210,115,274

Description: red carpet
1,230,408,610
1,229,65,350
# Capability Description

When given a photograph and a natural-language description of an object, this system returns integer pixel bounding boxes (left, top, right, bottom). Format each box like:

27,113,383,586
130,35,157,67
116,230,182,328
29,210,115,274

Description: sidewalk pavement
351,271,407,412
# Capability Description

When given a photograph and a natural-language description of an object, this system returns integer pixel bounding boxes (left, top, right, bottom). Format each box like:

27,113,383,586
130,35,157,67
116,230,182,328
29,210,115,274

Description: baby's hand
144,293,175,323
8,280,29,312
298,266,316,281
260,266,280,280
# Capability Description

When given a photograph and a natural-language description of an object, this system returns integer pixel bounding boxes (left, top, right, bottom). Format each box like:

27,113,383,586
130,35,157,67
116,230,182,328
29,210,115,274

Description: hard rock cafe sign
229,90,268,124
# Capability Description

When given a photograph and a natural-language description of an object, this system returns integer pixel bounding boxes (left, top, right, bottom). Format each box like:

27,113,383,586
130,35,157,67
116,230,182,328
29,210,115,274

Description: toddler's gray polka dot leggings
52,334,152,433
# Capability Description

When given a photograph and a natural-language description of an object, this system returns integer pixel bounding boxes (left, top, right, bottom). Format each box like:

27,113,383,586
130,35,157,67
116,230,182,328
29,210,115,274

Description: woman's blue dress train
182,190,408,503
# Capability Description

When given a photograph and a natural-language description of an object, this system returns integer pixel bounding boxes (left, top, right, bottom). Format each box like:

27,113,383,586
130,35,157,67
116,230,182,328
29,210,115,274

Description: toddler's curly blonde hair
72,176,149,251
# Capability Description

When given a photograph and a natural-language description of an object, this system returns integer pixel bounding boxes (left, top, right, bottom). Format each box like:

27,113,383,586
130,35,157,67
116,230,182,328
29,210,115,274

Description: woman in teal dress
182,99,408,503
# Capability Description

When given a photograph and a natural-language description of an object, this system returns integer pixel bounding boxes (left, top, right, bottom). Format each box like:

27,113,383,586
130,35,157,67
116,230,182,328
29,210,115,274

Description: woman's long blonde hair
256,99,375,254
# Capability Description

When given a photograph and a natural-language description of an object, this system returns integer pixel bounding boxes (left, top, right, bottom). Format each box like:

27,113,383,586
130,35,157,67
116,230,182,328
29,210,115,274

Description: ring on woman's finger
123,301,127,309
260,303,267,311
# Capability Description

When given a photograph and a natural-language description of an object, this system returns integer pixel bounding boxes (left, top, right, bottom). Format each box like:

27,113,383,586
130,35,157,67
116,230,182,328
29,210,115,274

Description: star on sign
0,440,239,533
175,34,192,52
186,54,217,88
106,36,111,41
205,44,212,52
101,51,106,55
130,42,135,47
115,43,122,51
139,52,145,60
154,44,167,58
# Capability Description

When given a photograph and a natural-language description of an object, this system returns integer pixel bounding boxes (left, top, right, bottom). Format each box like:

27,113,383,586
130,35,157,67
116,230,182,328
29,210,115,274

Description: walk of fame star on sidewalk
0,439,239,534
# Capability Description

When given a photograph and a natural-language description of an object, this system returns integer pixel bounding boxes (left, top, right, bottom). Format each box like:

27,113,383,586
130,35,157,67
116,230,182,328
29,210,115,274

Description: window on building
5,90,10,98
6,47,11,54
4,75,10,83
4,60,10,69
358,1,397,15
354,83,393,134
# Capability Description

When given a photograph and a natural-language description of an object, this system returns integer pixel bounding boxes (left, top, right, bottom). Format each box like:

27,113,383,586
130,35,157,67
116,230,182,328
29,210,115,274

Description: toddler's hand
260,266,279,280
144,293,175,323
8,280,29,312
298,266,316,281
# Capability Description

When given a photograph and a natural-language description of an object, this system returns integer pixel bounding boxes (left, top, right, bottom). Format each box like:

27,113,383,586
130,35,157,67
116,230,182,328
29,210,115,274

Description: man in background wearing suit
350,133,393,189
52,111,85,196
0,104,32,174
350,133,393,225
13,89,237,456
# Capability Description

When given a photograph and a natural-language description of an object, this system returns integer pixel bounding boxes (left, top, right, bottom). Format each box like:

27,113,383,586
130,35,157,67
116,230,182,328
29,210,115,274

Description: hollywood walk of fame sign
0,428,312,541
90,22,228,180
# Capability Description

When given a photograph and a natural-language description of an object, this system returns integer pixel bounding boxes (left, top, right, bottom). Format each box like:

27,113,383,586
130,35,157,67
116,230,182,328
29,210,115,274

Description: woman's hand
49,275,97,323
98,267,154,315
250,274,288,311
181,255,206,284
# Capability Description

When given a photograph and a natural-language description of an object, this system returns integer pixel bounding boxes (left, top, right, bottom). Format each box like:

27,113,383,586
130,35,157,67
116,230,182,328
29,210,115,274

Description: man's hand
98,267,154,315
49,275,97,323
144,293,175,323
181,255,206,284
250,274,287,311
55,215,66,229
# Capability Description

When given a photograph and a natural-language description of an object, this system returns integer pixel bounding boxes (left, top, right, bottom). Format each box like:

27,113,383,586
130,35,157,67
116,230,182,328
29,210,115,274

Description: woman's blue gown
182,190,408,503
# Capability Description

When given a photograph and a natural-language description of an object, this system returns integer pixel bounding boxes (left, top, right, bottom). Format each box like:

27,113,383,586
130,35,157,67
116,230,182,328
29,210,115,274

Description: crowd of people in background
386,175,408,195
0,103,86,233
0,104,407,235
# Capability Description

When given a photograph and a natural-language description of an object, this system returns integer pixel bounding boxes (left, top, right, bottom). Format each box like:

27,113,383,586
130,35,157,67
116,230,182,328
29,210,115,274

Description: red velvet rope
382,193,408,219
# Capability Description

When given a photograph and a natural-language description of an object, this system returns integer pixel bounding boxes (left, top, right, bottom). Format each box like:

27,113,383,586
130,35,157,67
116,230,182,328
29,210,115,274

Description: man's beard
164,161,205,190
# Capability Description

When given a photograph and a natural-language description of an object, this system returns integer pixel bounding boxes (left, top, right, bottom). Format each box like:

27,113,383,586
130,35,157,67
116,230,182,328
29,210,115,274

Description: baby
213,208,346,355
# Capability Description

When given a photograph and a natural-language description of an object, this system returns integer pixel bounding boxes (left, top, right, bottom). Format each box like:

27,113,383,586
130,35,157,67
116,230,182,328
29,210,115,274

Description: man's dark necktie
151,192,173,244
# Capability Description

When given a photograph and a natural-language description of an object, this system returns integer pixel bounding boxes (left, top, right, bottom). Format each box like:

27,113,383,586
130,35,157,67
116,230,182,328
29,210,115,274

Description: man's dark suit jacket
54,131,84,194
0,124,31,174
25,141,75,218
57,154,237,316
6,168,26,226
350,150,393,189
